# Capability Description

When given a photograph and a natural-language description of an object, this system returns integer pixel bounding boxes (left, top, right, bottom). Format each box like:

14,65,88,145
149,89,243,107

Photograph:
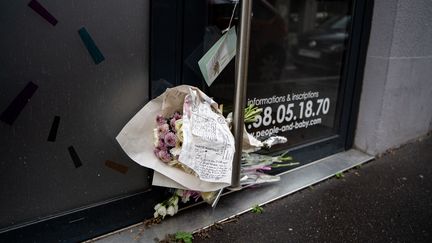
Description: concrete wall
355,0,432,155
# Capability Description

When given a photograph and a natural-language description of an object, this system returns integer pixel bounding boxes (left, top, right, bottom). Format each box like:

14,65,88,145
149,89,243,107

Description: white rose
154,203,162,211
167,205,175,216
157,205,167,218
170,147,182,156
154,211,159,218
174,204,179,214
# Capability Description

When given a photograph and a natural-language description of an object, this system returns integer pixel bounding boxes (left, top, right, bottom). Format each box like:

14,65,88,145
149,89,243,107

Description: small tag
198,26,236,86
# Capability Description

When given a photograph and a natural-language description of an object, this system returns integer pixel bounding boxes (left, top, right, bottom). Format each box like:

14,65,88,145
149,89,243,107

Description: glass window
200,0,353,153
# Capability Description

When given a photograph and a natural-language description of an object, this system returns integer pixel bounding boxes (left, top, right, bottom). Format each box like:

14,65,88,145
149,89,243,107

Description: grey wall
0,0,150,229
355,0,432,155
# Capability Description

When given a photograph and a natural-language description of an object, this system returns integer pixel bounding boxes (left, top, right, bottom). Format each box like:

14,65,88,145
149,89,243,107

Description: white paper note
198,26,237,87
179,89,235,184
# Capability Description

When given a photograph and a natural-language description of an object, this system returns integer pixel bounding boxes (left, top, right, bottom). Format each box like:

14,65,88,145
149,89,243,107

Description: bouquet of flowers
116,85,297,220
117,85,236,192
153,111,204,178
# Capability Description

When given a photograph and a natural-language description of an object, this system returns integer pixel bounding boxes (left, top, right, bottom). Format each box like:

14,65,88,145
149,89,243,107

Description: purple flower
157,139,167,150
190,191,201,202
153,147,160,157
157,124,169,136
179,190,200,203
180,190,193,203
164,132,177,147
170,118,177,131
174,112,182,120
158,150,172,162
156,115,166,125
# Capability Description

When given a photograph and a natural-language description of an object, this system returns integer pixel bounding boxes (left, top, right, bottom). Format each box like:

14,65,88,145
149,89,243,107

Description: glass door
160,0,363,167
244,0,353,157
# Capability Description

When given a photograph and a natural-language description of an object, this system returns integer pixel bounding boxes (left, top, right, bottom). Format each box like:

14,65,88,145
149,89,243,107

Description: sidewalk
95,134,431,242
193,134,432,242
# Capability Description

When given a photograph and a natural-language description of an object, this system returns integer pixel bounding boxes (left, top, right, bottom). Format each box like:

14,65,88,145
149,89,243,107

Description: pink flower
157,124,169,136
153,147,160,157
156,115,166,125
180,190,200,203
174,112,182,120
164,132,177,147
190,191,201,202
158,150,172,162
258,166,272,171
157,139,167,150
170,118,177,131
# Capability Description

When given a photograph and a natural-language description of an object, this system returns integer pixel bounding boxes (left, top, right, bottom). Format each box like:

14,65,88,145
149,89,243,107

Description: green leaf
335,172,344,179
244,104,262,123
175,231,193,243
251,204,264,214
271,162,299,168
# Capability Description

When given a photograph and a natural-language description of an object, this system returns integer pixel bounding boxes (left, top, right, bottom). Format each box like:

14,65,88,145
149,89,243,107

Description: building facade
0,0,431,241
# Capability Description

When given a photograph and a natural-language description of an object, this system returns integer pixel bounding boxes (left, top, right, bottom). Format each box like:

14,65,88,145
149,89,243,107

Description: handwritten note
179,89,235,183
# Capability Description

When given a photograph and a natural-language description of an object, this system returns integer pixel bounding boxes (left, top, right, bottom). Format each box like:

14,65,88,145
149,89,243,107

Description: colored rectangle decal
105,160,129,174
78,27,105,64
28,0,58,26
0,81,38,125
68,146,83,168
47,116,60,142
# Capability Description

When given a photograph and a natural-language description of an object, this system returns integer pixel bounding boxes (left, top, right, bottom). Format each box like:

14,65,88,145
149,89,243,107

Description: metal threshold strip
91,149,374,242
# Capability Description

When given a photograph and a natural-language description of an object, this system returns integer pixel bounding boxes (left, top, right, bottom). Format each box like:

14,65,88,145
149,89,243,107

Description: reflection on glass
202,0,352,153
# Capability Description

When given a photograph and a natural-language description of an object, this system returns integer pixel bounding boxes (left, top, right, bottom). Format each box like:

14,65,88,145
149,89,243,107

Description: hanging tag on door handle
198,26,237,87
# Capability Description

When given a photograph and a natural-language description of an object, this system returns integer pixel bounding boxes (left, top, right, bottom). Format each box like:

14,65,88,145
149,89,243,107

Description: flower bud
171,196,179,205
176,189,184,197
167,205,175,216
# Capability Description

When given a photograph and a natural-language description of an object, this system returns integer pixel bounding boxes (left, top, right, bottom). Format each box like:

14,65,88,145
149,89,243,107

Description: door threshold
90,149,373,242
